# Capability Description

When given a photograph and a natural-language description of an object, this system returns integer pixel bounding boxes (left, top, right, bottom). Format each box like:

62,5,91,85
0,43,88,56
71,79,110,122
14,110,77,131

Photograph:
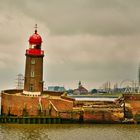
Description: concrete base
23,91,41,96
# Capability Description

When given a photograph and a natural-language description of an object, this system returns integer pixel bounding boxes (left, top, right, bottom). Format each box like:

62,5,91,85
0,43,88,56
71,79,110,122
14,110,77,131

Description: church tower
23,25,44,96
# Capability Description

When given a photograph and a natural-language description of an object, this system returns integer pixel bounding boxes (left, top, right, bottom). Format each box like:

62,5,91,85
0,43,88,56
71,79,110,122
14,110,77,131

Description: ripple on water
0,124,140,140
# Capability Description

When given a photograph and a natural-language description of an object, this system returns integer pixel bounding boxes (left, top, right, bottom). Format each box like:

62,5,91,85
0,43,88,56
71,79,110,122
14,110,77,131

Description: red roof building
73,81,88,94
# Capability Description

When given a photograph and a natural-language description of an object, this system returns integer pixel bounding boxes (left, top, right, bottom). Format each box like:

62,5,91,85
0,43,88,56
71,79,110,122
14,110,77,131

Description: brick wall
83,109,123,122
123,94,140,119
1,92,73,117
1,91,124,123
24,55,43,92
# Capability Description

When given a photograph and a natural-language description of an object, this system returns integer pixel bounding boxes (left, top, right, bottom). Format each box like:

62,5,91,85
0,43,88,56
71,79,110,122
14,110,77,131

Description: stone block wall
1,90,124,123
83,109,124,122
1,92,73,117
123,94,140,120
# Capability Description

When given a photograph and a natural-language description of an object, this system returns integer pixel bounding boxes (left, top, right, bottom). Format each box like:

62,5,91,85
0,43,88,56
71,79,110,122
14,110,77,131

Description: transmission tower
16,74,24,89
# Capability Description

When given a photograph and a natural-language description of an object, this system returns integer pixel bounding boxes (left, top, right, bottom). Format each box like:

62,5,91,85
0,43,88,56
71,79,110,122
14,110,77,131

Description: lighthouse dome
29,30,42,45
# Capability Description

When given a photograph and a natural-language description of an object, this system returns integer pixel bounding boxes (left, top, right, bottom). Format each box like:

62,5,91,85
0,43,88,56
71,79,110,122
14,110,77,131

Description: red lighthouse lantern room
26,25,44,56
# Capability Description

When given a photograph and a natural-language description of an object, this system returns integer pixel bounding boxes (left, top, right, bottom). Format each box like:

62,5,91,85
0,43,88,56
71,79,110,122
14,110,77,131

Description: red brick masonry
1,89,124,122
123,94,140,121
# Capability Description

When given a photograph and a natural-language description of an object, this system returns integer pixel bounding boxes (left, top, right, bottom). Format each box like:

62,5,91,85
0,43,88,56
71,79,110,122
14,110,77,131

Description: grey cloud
0,0,140,35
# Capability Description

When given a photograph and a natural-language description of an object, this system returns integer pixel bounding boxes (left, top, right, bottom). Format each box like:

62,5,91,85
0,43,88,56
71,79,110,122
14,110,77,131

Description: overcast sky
0,0,140,90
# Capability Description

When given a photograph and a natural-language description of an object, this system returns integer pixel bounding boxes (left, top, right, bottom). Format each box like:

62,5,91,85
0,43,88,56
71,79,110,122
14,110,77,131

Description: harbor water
0,124,140,140
74,97,117,101
69,95,119,102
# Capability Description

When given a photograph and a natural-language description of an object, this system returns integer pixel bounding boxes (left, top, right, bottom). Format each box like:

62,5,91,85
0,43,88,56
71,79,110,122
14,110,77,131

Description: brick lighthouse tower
23,25,44,96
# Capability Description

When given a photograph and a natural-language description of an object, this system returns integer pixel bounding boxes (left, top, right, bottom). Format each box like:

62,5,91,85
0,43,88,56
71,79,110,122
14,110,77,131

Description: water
74,97,117,101
69,95,118,101
0,124,140,140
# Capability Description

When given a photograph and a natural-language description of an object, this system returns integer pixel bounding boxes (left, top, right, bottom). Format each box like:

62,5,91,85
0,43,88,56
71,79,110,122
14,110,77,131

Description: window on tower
35,45,41,49
29,84,33,91
31,59,35,65
31,71,35,77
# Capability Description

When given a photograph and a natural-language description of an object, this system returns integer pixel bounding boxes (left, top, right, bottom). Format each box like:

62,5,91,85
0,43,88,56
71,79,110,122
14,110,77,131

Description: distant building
67,89,74,94
73,81,88,94
48,86,66,92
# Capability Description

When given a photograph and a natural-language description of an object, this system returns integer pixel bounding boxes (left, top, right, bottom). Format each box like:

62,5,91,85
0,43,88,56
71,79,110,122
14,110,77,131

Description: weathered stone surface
1,91,73,117
1,90,124,123
123,94,140,121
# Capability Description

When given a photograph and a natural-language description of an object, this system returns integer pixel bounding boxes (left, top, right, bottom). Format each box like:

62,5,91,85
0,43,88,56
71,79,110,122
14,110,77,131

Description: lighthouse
23,25,44,96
